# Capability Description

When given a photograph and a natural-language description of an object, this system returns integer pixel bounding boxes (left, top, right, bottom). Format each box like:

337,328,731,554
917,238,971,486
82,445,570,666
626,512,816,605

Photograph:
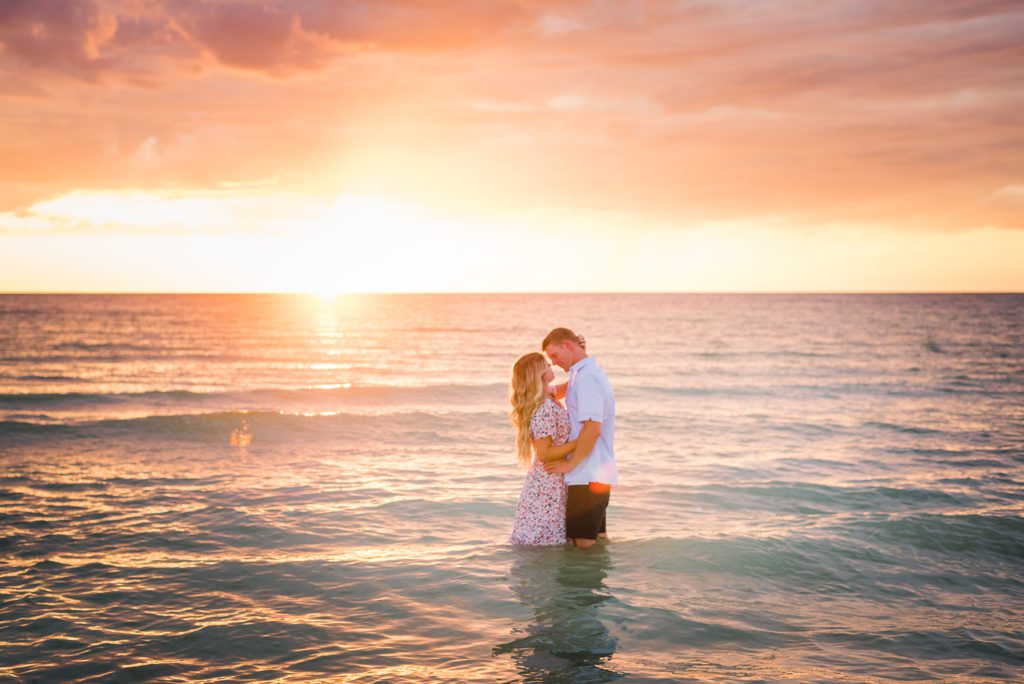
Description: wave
692,481,971,515
0,374,94,383
844,512,1024,561
863,420,943,435
0,408,494,444
0,384,505,409
53,341,156,352
0,308,48,315
603,523,1024,603
642,381,1023,400
1,352,364,364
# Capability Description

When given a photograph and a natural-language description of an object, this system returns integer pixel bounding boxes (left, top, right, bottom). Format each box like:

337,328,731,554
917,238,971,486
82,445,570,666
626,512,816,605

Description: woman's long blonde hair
509,352,548,469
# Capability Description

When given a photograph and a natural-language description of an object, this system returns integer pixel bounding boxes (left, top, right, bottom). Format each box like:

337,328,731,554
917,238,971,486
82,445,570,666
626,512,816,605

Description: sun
287,194,441,295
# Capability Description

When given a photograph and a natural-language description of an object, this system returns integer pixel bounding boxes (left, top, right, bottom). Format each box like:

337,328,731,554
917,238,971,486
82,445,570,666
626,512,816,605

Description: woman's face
541,363,555,385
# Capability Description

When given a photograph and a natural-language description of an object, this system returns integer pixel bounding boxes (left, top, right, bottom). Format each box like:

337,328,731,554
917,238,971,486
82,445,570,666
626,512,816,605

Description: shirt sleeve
529,401,556,439
574,373,605,423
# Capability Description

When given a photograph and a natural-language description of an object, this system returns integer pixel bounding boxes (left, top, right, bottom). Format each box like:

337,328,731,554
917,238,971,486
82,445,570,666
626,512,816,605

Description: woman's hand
544,460,573,475
551,382,568,401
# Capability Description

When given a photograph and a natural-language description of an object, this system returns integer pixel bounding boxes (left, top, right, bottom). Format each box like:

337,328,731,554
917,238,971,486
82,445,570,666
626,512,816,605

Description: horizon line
2,290,1022,296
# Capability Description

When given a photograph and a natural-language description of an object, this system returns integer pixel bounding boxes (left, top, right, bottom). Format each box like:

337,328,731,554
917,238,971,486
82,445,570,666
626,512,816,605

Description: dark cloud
170,1,333,72
0,0,118,80
0,0,566,80
1,0,1022,83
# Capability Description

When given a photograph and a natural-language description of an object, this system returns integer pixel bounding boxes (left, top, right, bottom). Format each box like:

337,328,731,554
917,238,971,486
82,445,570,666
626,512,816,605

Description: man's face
544,342,572,371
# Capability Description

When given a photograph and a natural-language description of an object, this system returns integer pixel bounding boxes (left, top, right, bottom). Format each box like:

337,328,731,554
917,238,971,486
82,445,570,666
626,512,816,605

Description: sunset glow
1,1,1021,292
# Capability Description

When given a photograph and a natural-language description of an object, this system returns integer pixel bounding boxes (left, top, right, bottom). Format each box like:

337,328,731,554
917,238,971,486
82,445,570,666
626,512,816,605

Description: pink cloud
0,0,1019,231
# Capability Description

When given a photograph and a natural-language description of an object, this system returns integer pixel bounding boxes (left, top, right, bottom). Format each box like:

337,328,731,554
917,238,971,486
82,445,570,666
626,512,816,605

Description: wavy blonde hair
509,352,548,469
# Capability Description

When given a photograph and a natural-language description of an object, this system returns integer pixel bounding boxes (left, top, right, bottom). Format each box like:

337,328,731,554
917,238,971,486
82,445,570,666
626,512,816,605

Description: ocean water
1,293,1022,683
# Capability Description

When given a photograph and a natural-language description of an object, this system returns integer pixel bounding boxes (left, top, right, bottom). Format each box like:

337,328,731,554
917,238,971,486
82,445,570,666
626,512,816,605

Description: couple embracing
508,328,617,549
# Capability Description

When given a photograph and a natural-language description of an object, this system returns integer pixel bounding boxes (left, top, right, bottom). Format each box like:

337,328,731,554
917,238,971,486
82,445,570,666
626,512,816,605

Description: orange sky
1,0,1022,292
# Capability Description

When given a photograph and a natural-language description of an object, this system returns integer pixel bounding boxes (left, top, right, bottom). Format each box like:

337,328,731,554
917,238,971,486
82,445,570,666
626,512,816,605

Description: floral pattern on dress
509,399,571,545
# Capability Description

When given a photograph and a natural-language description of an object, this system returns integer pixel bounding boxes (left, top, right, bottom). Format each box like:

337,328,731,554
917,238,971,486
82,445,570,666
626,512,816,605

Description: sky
0,0,1022,293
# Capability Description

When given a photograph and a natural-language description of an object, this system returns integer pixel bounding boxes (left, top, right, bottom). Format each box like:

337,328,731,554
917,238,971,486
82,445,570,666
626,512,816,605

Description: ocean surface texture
1,293,1022,683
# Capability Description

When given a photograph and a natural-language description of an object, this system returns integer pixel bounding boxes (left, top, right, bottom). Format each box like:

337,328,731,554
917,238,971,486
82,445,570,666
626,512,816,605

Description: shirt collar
569,356,594,374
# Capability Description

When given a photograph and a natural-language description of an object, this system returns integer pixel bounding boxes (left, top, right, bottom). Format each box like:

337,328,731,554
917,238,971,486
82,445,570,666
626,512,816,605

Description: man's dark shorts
566,483,611,540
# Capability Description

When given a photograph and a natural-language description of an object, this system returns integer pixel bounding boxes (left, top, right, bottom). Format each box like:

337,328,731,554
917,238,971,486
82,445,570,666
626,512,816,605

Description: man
541,328,617,549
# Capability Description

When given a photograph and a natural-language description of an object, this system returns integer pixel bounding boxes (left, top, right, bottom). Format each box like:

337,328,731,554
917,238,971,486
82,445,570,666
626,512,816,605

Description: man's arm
544,420,601,474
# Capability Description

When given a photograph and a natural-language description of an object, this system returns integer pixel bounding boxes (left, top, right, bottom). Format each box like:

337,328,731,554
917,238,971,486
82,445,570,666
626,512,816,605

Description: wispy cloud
0,0,1020,232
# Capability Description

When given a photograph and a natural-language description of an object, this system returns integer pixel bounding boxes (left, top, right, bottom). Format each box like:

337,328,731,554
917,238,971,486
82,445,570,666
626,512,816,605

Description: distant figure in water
230,419,252,447
508,352,577,545
540,328,617,549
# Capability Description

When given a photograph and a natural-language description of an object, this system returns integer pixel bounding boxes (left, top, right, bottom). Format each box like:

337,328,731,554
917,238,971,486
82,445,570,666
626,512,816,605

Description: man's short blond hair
542,327,585,351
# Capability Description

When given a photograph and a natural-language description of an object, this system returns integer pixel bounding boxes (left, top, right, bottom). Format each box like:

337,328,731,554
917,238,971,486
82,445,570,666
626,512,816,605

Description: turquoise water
1,294,1022,682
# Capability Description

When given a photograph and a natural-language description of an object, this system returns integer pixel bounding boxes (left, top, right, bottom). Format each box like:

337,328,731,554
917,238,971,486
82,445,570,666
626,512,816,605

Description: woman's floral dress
509,399,570,545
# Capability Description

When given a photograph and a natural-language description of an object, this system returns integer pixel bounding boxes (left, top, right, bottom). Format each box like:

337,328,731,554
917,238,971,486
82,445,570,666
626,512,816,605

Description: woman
508,352,577,545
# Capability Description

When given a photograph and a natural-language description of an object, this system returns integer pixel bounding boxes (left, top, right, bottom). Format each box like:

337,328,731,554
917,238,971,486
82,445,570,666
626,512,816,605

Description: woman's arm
532,436,578,463
544,420,600,474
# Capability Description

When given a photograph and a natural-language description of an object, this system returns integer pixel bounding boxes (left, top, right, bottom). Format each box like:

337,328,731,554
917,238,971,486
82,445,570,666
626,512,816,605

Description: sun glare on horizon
293,194,468,296
1,183,1023,293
